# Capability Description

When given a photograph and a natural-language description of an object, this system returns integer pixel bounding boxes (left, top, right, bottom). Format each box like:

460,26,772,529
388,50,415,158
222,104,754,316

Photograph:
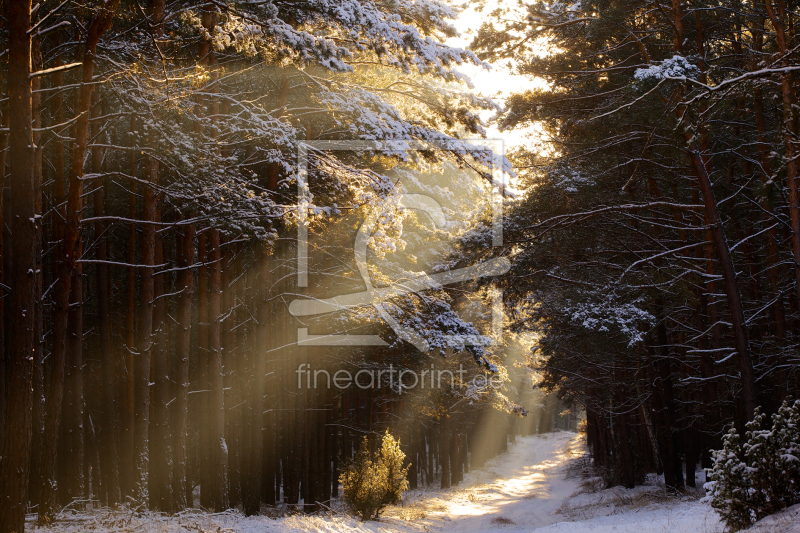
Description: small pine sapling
706,401,800,531
340,430,410,520
704,427,752,530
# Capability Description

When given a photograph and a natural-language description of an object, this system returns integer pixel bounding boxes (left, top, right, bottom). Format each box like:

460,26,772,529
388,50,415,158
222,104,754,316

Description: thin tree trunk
122,246,136,497
142,0,168,509
245,249,268,515
194,14,213,505
172,224,194,510
751,21,787,339
259,249,276,506
58,294,84,506
323,386,333,503
92,93,121,507
651,325,684,491
52,52,84,507
198,232,212,508
28,54,46,510
223,244,241,506
235,252,248,508
616,382,636,489
201,4,228,509
151,225,172,511
209,229,230,510
68,255,85,494
331,395,339,497
0,48,7,455
134,152,158,505
123,117,138,499
440,419,450,489
85,360,99,499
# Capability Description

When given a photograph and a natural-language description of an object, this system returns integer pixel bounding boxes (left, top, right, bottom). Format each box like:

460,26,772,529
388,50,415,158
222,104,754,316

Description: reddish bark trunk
134,154,158,503
123,117,138,499
28,54,46,510
0,2,37,530
672,1,756,420
245,249,267,515
208,229,230,509
259,249,276,506
0,47,7,462
172,224,195,510
198,232,212,508
223,244,241,506
41,4,120,519
92,93,120,507
151,227,172,511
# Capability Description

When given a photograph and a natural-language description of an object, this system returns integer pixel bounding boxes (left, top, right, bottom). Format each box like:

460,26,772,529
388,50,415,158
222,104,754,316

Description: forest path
37,430,726,532
390,430,722,533
388,431,584,533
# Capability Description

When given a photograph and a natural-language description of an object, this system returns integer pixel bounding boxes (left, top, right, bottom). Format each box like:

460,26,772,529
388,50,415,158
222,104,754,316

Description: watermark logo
295,363,504,393
290,140,508,351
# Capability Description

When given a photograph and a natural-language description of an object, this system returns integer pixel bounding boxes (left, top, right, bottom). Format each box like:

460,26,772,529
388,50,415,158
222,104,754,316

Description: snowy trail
393,430,722,533
400,432,583,532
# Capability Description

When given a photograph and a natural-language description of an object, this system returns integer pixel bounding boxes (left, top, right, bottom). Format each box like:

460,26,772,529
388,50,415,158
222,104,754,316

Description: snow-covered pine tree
773,401,800,508
705,427,753,530
743,408,777,521
706,401,800,530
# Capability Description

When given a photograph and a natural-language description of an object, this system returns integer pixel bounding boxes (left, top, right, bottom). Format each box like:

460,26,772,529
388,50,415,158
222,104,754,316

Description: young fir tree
706,401,800,530
340,431,410,520
705,428,752,531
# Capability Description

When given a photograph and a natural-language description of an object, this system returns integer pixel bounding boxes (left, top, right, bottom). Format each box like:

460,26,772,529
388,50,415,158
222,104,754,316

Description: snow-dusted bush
634,55,700,81
340,431,410,520
704,400,800,531
564,293,655,347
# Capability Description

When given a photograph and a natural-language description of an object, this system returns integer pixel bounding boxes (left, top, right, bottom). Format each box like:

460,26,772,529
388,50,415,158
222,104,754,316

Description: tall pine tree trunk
123,117,138,499
208,229,230,509
151,226,172,511
198,232,212,508
259,249,276,506
0,2,37,530
28,55,46,511
92,93,121,506
245,249,268,515
439,419,450,489
52,56,84,507
223,244,241,506
671,1,756,420
41,5,119,519
0,48,7,459
68,254,85,494
172,224,194,510
134,154,158,503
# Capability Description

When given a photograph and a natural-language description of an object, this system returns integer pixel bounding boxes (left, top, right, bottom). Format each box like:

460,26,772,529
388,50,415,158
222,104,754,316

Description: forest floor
392,431,722,533
35,430,800,533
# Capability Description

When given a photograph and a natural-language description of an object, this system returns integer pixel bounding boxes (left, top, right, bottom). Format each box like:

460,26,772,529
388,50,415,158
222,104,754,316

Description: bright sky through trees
448,1,548,151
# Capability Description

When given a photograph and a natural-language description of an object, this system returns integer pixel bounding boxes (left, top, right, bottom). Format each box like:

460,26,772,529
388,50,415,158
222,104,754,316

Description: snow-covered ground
399,432,591,532
747,504,800,533
399,431,723,533
33,431,743,533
